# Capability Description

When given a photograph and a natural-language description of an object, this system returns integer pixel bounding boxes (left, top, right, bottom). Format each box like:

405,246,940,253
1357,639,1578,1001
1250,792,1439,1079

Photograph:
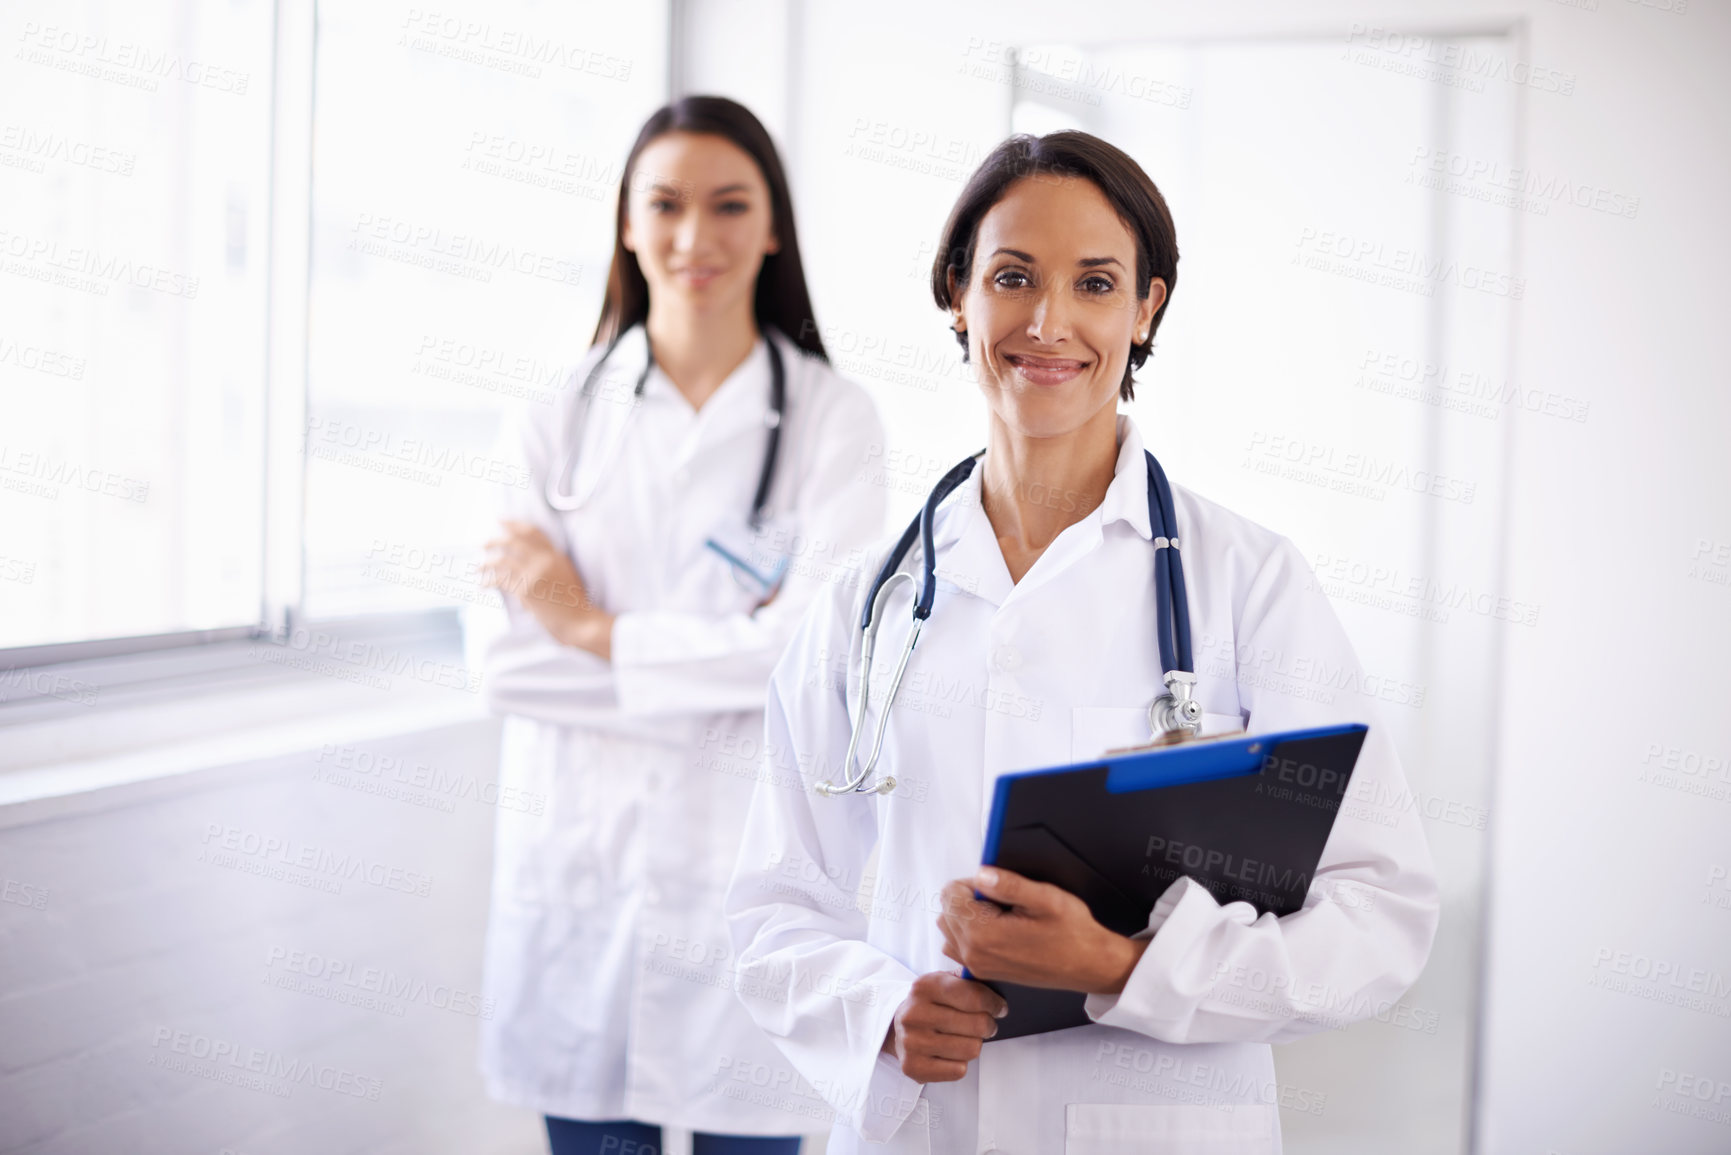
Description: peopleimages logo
248,625,483,695
0,227,200,298
1243,431,1478,506
397,9,634,82
313,742,546,815
305,415,530,491
1143,836,1312,909
1341,25,1577,95
1307,550,1542,628
147,1027,382,1100
0,123,136,176
0,444,149,502
348,213,583,286
199,823,434,897
1292,227,1525,300
1354,346,1590,424
1408,146,1639,219
14,22,251,94
263,945,496,1020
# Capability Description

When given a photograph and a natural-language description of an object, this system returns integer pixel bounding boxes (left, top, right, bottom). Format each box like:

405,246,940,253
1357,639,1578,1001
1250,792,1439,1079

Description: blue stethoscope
545,326,789,597
815,448,1201,797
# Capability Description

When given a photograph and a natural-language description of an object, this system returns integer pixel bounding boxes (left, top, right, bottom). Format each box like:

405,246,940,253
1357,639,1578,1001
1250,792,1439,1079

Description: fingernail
995,1005,1009,1018
977,867,999,887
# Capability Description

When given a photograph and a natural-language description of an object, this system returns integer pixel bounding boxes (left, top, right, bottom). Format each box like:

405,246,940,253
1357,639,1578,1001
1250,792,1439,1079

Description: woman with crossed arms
479,97,886,1154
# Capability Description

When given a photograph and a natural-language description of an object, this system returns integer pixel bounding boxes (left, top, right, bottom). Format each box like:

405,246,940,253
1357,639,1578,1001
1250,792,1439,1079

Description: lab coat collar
1098,413,1157,542
638,326,776,450
923,413,1155,610
927,463,1014,609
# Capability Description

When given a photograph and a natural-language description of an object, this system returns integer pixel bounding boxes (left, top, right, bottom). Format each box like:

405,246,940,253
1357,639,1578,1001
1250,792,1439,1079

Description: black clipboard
971,722,1369,1040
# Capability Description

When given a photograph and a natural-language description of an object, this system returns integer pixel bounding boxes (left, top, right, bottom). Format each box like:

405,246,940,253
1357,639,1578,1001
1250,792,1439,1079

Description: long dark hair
592,96,827,361
930,131,1179,401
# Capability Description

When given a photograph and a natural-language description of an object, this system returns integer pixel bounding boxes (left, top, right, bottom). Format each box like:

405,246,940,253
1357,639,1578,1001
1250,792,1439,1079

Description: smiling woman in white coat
723,131,1441,1155
477,97,886,1155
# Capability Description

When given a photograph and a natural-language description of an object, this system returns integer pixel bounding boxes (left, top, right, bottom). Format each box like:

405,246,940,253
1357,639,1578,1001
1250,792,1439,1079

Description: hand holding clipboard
938,723,1370,1040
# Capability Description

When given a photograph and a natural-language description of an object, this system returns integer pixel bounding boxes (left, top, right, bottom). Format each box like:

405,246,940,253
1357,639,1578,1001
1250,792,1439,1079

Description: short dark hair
929,131,1179,401
593,95,827,361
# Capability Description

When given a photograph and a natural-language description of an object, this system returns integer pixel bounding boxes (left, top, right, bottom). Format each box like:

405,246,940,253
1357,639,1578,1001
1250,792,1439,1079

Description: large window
0,0,275,649
301,4,668,618
0,0,669,655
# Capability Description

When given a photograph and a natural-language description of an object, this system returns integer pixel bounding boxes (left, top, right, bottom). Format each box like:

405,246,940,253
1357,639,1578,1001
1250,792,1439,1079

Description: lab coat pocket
1063,1103,1277,1154
1199,710,1245,739
1071,707,1151,761
1071,707,1247,761
702,512,796,610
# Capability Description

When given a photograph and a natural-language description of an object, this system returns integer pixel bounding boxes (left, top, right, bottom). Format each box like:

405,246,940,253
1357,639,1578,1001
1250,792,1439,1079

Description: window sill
0,674,490,828
0,612,493,826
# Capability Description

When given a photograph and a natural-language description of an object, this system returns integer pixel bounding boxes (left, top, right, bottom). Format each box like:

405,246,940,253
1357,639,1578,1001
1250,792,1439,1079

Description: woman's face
952,175,1164,440
624,131,778,319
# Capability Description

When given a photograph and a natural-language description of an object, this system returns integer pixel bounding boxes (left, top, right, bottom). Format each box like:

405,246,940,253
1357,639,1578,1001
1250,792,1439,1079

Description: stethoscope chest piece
1148,669,1203,741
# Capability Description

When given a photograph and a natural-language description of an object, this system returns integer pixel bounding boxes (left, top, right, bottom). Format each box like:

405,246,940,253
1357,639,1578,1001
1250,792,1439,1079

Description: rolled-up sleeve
1084,539,1441,1044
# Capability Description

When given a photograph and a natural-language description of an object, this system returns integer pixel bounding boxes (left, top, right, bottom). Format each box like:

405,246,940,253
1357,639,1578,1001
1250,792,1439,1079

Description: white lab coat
478,325,887,1133
723,415,1440,1154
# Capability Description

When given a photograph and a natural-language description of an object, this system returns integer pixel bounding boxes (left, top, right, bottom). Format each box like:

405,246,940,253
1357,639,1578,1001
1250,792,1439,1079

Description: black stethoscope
815,448,1201,797
545,325,786,531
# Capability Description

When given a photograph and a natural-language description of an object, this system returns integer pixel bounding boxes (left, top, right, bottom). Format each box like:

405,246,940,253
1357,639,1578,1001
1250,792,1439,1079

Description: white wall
1471,3,1731,1152
0,717,541,1155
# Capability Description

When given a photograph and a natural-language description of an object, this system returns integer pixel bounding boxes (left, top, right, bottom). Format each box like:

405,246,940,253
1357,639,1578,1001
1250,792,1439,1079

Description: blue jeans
544,1116,802,1155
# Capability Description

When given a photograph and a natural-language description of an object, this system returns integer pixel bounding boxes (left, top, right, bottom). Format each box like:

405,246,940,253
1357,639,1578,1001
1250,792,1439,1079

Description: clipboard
971,722,1369,1040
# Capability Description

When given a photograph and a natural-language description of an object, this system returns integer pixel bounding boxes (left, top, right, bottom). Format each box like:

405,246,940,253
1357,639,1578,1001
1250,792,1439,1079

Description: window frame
3,0,492,686
0,0,667,701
